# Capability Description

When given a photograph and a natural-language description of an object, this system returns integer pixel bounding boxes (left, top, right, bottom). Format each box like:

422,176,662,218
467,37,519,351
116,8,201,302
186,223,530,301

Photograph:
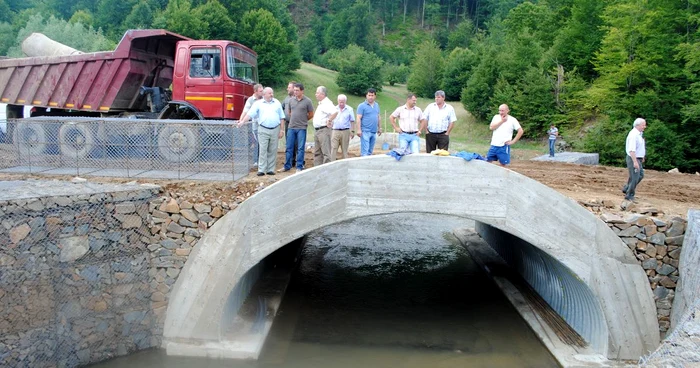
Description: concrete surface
532,152,600,165
163,154,658,361
0,179,155,200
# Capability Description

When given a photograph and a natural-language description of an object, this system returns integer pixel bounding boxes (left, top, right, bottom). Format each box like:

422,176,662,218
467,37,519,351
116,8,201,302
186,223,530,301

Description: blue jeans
399,132,420,153
285,128,306,170
549,139,556,156
360,131,376,156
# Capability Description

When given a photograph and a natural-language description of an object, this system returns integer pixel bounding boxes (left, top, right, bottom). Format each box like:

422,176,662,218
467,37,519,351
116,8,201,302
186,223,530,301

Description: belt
333,128,349,131
315,126,327,131
259,125,279,129
429,131,446,134
402,131,417,134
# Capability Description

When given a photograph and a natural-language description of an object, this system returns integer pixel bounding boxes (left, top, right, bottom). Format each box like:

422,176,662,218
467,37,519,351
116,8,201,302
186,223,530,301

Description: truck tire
13,122,47,155
157,125,200,163
59,123,95,159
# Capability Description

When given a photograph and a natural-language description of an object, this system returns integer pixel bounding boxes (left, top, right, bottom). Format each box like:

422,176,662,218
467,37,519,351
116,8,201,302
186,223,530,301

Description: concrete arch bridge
163,154,659,362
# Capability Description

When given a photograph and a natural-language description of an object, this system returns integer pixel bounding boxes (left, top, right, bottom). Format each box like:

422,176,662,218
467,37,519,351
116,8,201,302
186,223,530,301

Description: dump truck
0,29,258,162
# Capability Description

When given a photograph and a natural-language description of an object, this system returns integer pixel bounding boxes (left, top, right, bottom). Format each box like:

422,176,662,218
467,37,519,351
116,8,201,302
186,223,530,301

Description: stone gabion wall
0,186,159,368
600,212,687,337
145,196,235,344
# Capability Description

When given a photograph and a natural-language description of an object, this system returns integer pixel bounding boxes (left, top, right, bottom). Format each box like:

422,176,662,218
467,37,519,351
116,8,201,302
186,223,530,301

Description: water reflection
91,214,558,368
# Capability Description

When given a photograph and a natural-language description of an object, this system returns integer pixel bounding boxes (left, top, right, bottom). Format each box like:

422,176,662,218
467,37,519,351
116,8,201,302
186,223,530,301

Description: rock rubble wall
0,186,159,368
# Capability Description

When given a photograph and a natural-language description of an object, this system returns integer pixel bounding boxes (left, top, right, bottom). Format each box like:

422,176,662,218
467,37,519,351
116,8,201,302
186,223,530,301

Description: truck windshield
190,48,221,78
226,45,257,83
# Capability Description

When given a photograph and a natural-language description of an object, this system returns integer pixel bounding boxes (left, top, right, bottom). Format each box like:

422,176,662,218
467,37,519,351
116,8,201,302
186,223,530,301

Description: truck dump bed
0,29,191,114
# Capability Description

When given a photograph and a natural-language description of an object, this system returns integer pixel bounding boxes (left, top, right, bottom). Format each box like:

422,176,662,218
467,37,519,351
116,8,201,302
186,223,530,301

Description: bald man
486,104,524,166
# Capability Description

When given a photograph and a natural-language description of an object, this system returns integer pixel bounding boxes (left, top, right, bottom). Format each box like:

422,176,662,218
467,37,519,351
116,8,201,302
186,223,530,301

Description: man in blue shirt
238,87,285,176
356,88,382,156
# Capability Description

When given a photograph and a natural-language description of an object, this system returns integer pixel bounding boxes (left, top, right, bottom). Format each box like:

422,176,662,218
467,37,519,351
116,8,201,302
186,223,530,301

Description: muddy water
92,214,558,368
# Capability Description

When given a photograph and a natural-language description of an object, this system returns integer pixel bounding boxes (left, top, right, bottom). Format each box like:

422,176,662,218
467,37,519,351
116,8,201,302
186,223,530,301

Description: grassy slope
275,63,544,159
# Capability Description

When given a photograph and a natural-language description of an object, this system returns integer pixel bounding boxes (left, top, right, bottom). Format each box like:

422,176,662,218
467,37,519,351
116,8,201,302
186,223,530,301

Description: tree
441,47,475,100
407,39,444,97
69,10,93,26
550,0,605,81
325,0,376,52
502,1,557,49
383,63,410,86
238,9,295,85
193,0,236,40
0,0,12,23
446,19,474,51
153,0,208,39
94,0,138,39
332,44,384,94
122,1,155,31
0,22,13,55
7,14,114,57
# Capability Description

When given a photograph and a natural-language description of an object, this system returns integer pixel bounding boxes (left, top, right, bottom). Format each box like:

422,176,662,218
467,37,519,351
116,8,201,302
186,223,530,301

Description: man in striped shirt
390,93,423,154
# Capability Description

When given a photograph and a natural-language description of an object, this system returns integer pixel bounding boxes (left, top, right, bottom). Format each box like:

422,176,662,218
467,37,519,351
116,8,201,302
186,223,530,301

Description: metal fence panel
0,118,258,181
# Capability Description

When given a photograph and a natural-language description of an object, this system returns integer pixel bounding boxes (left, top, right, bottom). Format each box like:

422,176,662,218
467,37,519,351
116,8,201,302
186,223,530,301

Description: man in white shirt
486,104,524,166
420,90,456,153
238,87,285,176
312,86,338,165
622,118,647,202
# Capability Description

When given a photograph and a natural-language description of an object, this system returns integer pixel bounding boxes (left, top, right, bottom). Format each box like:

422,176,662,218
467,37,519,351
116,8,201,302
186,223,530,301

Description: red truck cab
171,41,257,120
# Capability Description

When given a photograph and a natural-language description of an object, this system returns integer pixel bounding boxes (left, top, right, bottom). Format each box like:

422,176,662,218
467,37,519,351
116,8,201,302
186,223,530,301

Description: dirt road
510,160,700,217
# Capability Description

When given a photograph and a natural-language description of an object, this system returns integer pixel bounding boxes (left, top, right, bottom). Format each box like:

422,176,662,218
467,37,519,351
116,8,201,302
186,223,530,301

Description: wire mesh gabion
639,297,700,367
0,118,258,181
0,185,159,367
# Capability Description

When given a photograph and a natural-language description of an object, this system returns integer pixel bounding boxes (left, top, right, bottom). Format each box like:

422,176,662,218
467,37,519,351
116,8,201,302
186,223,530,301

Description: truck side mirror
201,53,211,71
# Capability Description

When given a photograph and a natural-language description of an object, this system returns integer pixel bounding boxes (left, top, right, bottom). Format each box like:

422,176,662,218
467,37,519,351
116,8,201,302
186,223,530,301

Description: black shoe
266,172,275,175
257,172,265,176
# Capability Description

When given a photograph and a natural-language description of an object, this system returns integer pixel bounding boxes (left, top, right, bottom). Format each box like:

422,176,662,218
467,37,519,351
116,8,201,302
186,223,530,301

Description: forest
0,0,699,171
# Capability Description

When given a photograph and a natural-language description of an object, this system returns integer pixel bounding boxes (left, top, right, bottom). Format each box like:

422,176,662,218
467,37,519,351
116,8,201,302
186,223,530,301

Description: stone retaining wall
600,212,687,337
145,196,234,342
0,183,159,367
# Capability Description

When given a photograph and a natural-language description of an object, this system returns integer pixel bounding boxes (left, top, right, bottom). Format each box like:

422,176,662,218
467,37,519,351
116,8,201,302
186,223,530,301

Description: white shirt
313,97,336,128
422,103,456,133
625,127,645,158
243,95,262,129
490,114,521,146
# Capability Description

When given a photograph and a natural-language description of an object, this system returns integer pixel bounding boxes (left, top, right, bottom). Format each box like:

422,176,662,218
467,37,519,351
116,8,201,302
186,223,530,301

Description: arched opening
163,155,659,362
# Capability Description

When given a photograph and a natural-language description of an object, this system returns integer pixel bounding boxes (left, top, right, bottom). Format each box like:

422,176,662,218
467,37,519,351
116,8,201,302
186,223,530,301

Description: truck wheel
157,125,200,163
59,123,94,158
13,122,47,155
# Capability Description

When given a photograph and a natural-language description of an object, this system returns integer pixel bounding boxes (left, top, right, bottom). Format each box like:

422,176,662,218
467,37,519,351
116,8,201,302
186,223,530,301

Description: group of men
238,82,529,176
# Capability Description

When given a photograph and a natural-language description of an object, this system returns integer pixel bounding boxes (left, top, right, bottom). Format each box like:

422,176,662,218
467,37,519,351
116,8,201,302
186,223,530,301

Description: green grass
273,62,547,159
